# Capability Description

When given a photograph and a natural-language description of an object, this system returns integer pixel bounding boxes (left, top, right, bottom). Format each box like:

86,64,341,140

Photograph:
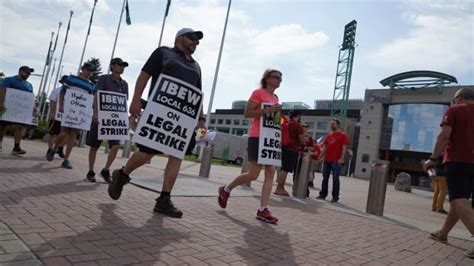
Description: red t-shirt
248,88,279,138
323,131,349,162
441,103,474,164
283,120,304,152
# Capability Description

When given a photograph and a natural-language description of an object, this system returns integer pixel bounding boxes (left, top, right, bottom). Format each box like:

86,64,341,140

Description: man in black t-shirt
108,28,206,218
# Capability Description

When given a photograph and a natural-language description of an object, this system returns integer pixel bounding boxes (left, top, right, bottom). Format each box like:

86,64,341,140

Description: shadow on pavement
217,210,297,265
32,203,190,264
0,181,100,205
0,162,60,174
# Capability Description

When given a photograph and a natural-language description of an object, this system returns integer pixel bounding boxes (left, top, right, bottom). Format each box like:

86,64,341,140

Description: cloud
369,4,473,76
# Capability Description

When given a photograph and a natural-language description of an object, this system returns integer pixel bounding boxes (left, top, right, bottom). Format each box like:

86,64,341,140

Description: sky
1,0,473,113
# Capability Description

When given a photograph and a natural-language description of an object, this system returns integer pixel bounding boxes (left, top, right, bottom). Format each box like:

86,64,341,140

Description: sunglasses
183,34,200,42
267,75,282,81
302,125,309,128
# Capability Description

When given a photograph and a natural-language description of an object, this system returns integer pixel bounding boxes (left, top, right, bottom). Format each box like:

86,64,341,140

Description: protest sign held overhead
133,74,203,159
258,103,282,167
62,89,93,131
1,88,35,125
97,91,129,140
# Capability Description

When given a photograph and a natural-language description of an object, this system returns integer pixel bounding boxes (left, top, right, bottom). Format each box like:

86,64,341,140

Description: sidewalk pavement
0,138,472,265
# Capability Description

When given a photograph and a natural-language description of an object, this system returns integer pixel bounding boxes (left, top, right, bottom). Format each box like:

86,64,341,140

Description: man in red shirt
424,88,474,258
274,111,306,196
316,119,349,202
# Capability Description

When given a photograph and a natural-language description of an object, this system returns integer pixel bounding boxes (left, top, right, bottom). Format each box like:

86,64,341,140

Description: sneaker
108,169,130,200
464,248,474,259
46,149,55,161
430,231,448,244
11,147,26,155
61,160,73,169
86,170,96,182
256,208,279,223
100,169,111,183
57,146,65,158
308,181,314,188
436,209,448,214
154,198,183,218
218,186,230,209
316,195,326,200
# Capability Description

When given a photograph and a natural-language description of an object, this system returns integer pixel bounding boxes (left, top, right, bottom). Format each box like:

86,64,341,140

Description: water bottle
427,168,436,178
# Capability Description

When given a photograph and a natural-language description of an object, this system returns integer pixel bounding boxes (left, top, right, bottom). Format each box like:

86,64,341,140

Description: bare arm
129,71,151,117
59,91,65,113
423,125,451,170
339,144,347,164
49,100,57,119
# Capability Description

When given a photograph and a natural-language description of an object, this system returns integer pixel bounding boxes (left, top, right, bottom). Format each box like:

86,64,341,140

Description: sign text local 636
133,74,202,159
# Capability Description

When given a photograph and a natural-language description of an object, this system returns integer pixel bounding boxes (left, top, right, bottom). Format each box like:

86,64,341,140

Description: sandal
274,190,290,196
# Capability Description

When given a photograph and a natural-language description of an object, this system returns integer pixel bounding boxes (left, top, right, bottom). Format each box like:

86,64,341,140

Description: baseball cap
110,57,129,67
175,28,203,40
81,62,94,71
59,75,68,84
19,66,34,73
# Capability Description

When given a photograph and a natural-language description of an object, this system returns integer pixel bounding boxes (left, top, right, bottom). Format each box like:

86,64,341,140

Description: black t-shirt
142,47,202,97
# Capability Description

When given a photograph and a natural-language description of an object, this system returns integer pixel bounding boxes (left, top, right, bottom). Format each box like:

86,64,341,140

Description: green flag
165,0,171,17
125,0,131,25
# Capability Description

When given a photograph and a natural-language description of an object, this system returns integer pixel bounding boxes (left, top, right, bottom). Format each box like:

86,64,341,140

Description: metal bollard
122,139,132,158
366,160,390,216
199,145,213,178
292,152,312,199
78,130,87,147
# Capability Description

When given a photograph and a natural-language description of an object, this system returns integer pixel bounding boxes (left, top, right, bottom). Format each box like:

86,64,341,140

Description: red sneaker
256,208,279,223
218,186,230,209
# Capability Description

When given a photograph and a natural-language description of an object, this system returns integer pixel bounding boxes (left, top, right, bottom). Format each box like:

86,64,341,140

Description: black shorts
247,137,259,162
444,162,474,202
281,148,299,173
86,123,120,149
48,120,62,135
0,120,26,127
137,131,197,156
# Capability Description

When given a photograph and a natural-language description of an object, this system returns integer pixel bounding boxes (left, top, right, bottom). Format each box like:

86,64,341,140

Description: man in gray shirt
86,58,129,182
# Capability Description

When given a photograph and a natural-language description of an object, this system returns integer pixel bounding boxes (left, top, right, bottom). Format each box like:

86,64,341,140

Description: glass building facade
385,104,448,152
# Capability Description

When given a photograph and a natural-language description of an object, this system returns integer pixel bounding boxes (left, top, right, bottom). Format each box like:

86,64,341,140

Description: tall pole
54,10,73,86
36,32,54,99
108,0,126,74
205,0,231,130
158,0,171,47
77,0,98,74
41,58,57,119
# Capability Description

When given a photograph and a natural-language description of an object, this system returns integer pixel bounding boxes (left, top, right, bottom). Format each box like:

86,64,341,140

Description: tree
85,57,102,84
0,71,5,84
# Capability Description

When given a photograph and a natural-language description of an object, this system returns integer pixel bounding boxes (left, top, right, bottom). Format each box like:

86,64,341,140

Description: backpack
281,116,291,146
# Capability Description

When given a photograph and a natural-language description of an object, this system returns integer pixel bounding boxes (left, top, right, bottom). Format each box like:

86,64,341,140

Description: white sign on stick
257,103,282,167
62,89,93,131
1,88,35,125
97,91,129,140
133,74,203,159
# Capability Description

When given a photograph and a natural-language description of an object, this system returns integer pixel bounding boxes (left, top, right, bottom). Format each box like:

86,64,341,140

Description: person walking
86,58,129,183
107,28,206,218
423,88,474,259
46,75,68,159
0,66,35,154
218,68,282,223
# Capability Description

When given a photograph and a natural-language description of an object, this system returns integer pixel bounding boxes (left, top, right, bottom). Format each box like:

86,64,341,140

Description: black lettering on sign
261,149,282,160
151,77,202,119
99,92,127,112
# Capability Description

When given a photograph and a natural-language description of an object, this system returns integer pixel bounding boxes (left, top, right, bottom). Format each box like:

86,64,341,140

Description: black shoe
12,147,26,155
86,170,96,182
57,146,65,158
100,168,111,183
330,198,339,203
108,169,130,200
316,195,326,200
154,198,183,218
308,181,314,188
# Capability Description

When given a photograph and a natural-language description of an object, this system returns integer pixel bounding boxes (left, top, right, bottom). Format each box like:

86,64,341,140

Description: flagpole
54,10,73,87
41,57,57,120
36,32,54,99
158,0,171,47
205,0,231,130
108,0,126,74
78,0,98,74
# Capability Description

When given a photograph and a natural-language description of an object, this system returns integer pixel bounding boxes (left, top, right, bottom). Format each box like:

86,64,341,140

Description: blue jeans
319,162,341,200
